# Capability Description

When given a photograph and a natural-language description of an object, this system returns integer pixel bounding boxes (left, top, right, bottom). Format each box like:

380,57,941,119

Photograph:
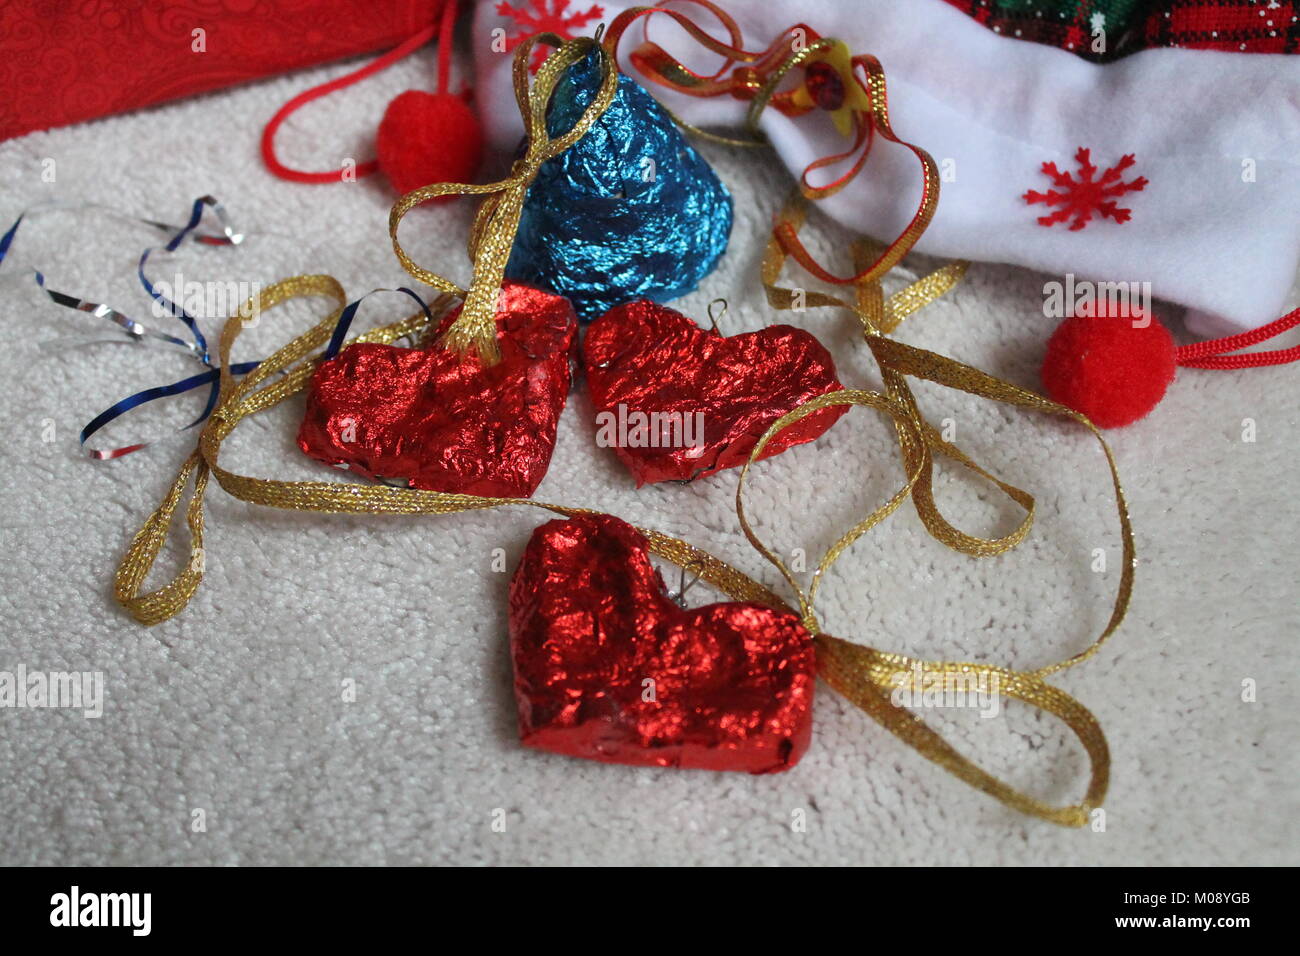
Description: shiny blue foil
505,50,733,321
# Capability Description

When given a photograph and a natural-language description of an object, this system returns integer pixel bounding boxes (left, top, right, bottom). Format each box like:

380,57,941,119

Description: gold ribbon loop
869,334,1136,677
115,274,346,624
388,34,619,364
114,450,210,627
734,390,927,630
817,638,1108,828
116,276,435,624
732,390,1113,827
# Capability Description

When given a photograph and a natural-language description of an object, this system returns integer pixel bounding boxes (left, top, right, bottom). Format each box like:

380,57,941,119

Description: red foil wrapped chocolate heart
510,513,816,773
298,281,576,497
582,300,848,484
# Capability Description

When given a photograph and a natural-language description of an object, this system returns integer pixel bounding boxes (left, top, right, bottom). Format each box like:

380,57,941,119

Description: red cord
1175,306,1300,370
436,0,457,95
260,0,460,183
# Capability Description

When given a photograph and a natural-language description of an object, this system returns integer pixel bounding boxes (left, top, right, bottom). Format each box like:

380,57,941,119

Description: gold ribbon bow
388,33,617,364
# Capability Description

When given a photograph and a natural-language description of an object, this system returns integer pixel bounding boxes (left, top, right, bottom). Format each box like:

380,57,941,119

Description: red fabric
0,0,447,142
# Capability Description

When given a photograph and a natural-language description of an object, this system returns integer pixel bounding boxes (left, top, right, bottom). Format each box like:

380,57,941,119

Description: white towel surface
0,33,1296,866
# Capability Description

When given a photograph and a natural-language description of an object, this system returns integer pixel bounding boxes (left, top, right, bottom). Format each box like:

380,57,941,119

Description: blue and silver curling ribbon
504,47,733,321
2,198,439,460
0,197,253,458
82,286,434,460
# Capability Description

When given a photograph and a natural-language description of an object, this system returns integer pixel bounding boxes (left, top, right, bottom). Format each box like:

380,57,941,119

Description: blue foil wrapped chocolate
504,49,733,321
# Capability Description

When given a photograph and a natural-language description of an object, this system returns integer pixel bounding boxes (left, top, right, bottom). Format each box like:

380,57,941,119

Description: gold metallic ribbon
115,273,1118,827
388,34,618,364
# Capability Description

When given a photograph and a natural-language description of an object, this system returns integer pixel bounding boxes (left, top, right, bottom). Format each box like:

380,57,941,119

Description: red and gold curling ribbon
603,0,807,107
603,2,939,282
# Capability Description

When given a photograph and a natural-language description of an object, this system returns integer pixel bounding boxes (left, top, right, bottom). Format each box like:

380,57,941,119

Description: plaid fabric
1145,0,1300,53
942,0,1298,60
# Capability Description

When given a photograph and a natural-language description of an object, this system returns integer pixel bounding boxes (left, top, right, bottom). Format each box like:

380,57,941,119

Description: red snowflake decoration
496,0,606,72
1023,147,1148,231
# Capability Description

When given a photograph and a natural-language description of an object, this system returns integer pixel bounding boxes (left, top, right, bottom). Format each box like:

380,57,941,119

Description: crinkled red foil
582,300,849,485
510,513,816,773
298,282,577,498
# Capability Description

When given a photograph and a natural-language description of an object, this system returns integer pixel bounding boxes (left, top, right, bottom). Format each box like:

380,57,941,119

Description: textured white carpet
0,43,1296,867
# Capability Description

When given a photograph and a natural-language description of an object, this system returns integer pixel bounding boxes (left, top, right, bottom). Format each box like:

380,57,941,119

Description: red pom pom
1041,302,1177,428
376,90,483,198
